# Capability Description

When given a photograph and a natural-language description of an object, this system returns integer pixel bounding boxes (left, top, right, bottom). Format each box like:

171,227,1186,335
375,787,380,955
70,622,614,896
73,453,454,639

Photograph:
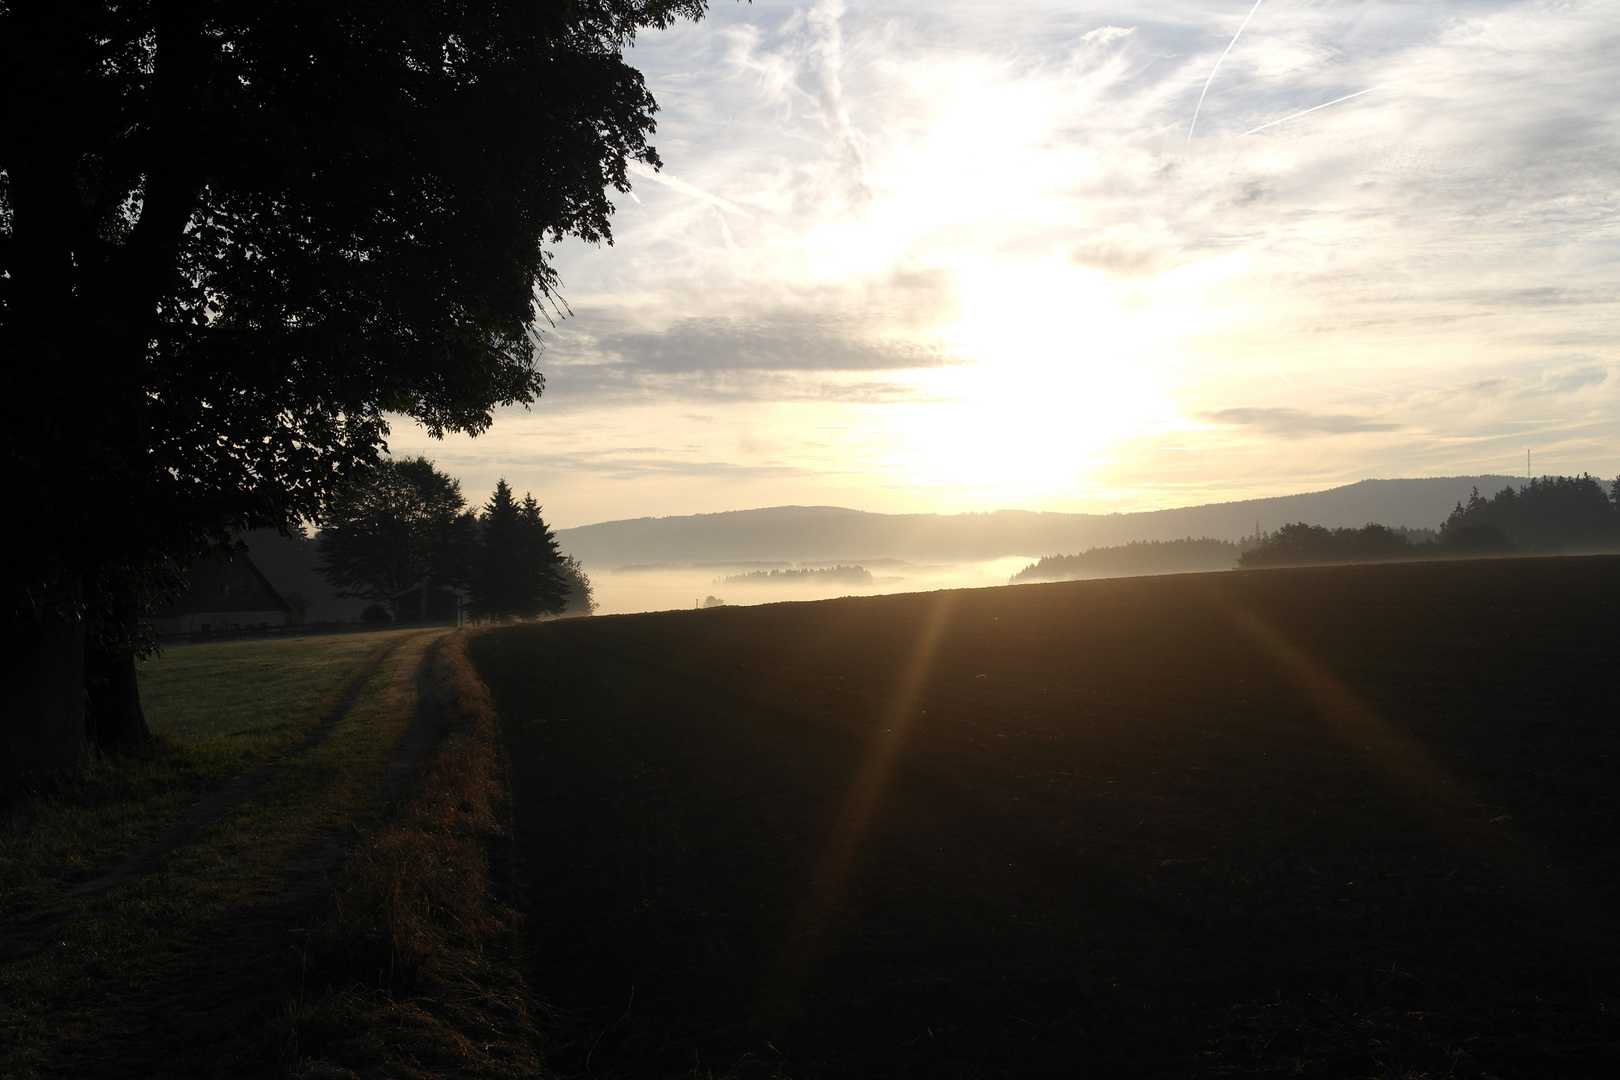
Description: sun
872,254,1176,498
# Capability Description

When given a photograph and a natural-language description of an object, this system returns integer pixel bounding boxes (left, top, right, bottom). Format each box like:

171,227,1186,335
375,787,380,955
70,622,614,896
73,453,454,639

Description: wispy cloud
1205,407,1401,438
404,0,1620,519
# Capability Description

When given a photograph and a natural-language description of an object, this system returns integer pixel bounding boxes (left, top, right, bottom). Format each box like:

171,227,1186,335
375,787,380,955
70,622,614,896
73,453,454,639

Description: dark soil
472,556,1620,1079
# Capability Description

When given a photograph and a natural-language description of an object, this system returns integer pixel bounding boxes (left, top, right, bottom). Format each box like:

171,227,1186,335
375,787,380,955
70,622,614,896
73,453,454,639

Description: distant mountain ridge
556,476,1528,566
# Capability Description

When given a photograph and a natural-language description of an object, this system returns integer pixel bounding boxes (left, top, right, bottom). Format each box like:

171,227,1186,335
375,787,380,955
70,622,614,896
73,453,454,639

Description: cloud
567,315,951,374
1205,407,1401,437
482,0,1620,516
540,365,937,408
504,449,815,483
804,0,871,208
626,160,754,218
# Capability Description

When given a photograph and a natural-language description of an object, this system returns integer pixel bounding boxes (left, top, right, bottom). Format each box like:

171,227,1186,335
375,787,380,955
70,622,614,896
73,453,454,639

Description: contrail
1242,84,1391,136
716,209,739,252
1334,381,1397,398
1186,0,1266,161
808,0,871,207
626,159,753,218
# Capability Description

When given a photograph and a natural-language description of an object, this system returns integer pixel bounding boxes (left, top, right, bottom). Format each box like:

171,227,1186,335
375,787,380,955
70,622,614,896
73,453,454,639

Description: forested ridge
1017,474,1620,578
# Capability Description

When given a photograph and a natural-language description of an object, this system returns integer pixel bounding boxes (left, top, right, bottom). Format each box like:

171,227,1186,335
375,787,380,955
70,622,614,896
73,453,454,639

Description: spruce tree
520,495,573,616
468,482,569,621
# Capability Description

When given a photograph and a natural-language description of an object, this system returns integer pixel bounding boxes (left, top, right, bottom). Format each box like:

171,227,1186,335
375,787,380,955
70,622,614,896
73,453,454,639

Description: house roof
389,584,462,601
152,553,293,616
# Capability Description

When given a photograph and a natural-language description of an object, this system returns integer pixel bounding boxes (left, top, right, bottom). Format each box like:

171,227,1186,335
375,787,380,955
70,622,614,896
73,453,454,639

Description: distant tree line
1441,474,1620,552
1241,474,1620,568
1014,475,1620,579
1238,523,1430,567
719,565,874,586
315,458,594,622
1013,537,1244,583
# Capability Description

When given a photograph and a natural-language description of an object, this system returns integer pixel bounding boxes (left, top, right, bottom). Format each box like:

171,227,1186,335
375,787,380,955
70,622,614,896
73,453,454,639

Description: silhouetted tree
466,482,569,621
1441,476,1620,551
317,459,475,615
1239,523,1416,568
1436,522,1512,556
1,0,706,790
557,555,599,616
1013,538,1242,583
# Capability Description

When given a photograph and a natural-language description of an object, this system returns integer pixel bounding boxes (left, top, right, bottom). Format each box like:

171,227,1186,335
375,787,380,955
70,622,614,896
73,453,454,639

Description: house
145,554,293,636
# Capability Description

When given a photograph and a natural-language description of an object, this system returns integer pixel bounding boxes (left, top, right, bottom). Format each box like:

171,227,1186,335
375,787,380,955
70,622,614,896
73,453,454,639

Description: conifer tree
1,0,707,786
467,482,569,621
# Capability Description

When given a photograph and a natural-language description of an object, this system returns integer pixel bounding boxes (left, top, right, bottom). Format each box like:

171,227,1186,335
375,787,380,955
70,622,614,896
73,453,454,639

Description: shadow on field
470,556,1620,1079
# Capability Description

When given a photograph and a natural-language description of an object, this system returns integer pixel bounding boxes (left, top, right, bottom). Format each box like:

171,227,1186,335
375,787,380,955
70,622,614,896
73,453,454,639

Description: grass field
471,556,1620,1079
0,628,446,1078
1,630,411,925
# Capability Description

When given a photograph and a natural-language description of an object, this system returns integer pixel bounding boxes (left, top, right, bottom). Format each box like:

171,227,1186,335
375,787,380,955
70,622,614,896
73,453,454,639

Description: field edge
281,629,551,1080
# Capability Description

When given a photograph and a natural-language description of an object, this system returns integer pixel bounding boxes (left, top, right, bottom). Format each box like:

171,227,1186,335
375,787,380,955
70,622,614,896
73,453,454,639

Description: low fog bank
580,472,1620,614
565,476,1526,614
556,476,1524,568
588,558,1033,616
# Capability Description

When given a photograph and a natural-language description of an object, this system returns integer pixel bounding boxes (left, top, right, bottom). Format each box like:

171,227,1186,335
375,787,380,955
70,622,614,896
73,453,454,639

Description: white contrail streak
1334,382,1397,398
626,160,753,218
716,209,739,252
1186,0,1266,160
1242,84,1392,135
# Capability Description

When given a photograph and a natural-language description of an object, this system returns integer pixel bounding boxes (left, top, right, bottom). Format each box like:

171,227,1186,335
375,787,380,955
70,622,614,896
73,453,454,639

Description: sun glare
874,256,1174,498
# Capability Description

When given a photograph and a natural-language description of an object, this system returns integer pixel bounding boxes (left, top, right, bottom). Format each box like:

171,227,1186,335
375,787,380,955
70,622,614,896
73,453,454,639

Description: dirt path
0,629,458,1079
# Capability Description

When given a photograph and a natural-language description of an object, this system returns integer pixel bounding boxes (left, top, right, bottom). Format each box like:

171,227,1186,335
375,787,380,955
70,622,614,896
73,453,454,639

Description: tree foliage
1014,538,1242,582
316,458,475,611
466,481,570,621
0,0,700,782
1239,523,1418,568
1,0,704,618
558,555,599,616
1441,476,1620,552
1237,476,1620,571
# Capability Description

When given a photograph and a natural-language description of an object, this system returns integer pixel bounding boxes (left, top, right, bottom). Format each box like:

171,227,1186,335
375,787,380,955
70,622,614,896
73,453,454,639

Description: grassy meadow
1,630,411,922
0,627,445,1078
472,555,1620,1079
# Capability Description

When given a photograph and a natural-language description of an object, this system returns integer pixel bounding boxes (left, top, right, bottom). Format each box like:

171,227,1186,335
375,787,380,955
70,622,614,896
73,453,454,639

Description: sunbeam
1200,579,1585,917
766,590,959,1016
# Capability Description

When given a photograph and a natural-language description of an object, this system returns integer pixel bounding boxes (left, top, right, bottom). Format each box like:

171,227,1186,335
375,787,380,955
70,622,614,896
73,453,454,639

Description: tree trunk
0,609,88,799
85,643,153,753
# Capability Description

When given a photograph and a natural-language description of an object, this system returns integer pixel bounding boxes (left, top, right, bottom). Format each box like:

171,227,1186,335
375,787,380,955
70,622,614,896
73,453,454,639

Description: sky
395,0,1620,529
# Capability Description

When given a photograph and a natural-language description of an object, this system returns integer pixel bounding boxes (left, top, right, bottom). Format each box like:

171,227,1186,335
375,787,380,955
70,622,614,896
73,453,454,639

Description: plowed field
471,556,1620,1079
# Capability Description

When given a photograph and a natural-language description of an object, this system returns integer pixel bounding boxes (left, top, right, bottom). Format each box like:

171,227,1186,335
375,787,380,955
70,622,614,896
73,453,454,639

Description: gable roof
153,553,293,616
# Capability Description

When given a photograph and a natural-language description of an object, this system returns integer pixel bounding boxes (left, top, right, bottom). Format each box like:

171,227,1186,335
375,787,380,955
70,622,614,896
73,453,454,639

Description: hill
556,475,1525,566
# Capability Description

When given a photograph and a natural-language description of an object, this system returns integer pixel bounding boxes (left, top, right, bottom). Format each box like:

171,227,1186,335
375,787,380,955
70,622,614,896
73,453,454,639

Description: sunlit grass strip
0,630,444,1077
283,630,545,1080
